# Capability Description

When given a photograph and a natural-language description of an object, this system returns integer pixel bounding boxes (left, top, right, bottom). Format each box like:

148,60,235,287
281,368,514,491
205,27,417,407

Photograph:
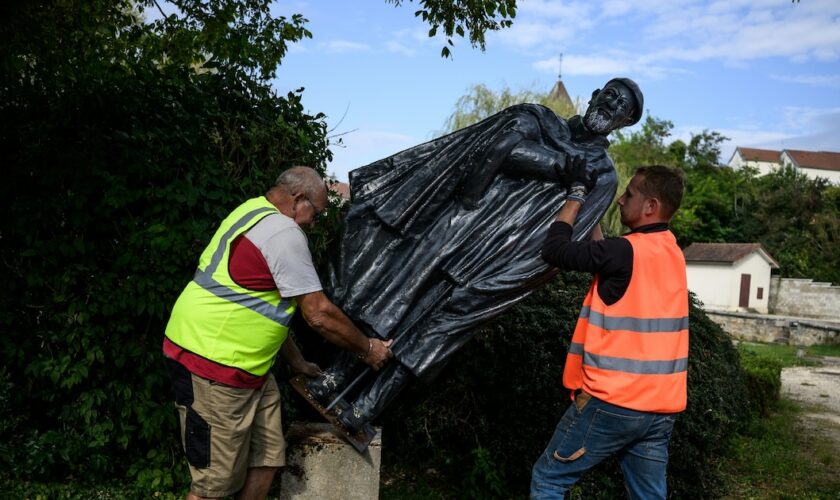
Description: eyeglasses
302,196,325,223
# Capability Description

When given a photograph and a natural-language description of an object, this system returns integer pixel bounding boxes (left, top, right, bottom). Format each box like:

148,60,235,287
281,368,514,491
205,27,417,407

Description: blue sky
270,0,840,181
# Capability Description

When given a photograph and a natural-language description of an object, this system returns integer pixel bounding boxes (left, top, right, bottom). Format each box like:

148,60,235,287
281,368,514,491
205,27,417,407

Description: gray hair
274,166,325,201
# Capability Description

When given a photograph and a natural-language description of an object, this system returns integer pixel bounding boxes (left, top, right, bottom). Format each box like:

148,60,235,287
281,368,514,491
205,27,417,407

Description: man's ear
645,197,660,216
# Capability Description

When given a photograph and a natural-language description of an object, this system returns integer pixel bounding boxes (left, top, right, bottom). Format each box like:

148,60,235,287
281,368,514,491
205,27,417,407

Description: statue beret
606,77,644,126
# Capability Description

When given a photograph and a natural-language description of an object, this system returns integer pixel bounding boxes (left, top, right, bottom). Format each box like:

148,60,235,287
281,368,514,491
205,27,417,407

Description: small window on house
757,287,764,300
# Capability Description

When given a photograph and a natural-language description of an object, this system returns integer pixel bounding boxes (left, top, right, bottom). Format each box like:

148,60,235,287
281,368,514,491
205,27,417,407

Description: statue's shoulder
499,102,554,116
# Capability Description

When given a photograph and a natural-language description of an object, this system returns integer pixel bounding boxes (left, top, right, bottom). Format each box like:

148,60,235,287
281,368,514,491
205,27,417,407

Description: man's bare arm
280,336,321,377
296,291,392,371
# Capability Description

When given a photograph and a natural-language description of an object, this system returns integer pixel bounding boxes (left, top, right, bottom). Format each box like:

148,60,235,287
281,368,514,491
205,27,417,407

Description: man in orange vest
531,163,688,499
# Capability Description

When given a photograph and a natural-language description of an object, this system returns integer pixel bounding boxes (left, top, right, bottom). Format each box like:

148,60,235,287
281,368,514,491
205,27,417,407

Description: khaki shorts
167,360,286,498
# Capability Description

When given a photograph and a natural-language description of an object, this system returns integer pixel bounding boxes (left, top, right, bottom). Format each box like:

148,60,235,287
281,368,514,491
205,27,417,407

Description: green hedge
1,1,330,492
381,283,753,499
737,347,782,417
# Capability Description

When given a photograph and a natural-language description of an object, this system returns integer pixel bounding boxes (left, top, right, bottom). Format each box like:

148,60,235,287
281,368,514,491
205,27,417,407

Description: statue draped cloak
325,104,618,382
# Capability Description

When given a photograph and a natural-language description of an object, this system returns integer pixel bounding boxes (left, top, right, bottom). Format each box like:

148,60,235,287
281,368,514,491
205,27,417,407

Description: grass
807,343,840,358
737,342,828,368
721,398,840,499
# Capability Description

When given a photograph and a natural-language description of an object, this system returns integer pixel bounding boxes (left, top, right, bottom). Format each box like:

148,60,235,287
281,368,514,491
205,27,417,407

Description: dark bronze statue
293,78,644,449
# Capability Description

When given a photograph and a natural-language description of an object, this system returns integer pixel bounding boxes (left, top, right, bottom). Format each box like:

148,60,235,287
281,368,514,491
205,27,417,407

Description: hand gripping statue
291,78,644,451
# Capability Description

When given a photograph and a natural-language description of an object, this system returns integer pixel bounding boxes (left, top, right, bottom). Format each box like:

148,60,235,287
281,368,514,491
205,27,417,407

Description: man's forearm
297,291,392,370
304,303,370,356
280,336,307,371
555,198,582,225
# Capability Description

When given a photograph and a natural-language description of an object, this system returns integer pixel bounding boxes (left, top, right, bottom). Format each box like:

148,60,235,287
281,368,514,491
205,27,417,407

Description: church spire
558,53,563,80
549,53,572,108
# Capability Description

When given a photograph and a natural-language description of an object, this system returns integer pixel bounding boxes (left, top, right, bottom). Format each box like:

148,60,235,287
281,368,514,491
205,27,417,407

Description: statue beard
584,108,613,135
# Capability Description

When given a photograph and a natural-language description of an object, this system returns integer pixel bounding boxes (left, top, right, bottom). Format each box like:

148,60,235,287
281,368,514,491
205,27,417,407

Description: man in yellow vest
531,163,688,499
163,166,393,500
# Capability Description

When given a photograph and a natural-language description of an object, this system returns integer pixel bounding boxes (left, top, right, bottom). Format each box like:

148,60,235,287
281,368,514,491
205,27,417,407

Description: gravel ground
781,356,840,449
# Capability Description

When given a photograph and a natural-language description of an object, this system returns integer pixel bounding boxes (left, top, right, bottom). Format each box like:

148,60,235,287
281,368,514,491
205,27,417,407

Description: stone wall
706,310,840,346
769,277,840,321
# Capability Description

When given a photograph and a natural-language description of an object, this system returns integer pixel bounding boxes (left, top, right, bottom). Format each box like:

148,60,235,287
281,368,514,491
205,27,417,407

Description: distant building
683,243,779,314
328,180,350,201
547,53,574,111
728,147,840,183
548,78,573,109
328,181,350,200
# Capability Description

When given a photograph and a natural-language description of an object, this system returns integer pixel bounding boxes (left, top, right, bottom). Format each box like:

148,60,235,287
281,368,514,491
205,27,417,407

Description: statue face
583,82,637,135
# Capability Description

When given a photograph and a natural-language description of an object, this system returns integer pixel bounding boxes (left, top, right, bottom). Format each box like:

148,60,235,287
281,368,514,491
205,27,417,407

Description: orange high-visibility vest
562,230,689,413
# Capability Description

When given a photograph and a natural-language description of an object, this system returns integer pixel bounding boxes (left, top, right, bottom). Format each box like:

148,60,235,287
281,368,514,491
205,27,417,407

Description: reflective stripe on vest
192,206,294,326
568,342,688,375
562,230,689,413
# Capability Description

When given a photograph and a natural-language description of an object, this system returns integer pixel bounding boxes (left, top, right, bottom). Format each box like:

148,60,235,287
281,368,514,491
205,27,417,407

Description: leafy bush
737,347,782,417
1,0,330,490
381,281,752,498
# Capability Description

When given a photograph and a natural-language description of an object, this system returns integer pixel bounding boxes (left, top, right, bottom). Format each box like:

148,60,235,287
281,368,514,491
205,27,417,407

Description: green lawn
737,341,836,368
721,399,840,499
807,343,840,358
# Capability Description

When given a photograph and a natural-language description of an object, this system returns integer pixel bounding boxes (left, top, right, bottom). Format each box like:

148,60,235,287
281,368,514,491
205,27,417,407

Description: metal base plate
289,374,376,453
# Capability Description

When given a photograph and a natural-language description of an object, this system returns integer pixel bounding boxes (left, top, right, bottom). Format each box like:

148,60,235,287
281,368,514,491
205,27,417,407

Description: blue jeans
530,392,676,500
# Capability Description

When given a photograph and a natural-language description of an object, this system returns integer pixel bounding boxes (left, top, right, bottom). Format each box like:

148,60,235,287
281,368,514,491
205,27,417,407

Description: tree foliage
0,0,526,492
443,83,580,134
1,0,329,490
387,0,517,58
608,118,840,284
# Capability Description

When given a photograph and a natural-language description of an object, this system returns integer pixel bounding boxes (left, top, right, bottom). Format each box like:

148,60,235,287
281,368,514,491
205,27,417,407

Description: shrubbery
738,346,782,417
1,1,330,493
381,281,754,499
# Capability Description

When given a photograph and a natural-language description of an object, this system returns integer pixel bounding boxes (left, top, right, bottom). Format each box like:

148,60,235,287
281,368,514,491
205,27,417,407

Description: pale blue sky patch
269,1,838,180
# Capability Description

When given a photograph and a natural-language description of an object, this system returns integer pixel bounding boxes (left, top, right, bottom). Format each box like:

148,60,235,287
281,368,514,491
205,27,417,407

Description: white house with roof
728,147,840,183
683,243,779,313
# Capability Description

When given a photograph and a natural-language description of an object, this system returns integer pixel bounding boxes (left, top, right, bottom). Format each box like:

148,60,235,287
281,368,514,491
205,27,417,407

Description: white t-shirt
243,212,323,297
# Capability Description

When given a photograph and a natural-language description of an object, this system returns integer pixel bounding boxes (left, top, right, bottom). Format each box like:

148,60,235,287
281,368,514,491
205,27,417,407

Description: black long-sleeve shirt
541,221,670,305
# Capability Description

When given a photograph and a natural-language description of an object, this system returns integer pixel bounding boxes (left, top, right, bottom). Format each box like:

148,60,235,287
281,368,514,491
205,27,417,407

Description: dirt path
781,356,840,450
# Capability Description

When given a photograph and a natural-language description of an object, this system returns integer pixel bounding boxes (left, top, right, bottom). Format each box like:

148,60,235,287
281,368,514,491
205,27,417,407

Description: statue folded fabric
304,78,644,435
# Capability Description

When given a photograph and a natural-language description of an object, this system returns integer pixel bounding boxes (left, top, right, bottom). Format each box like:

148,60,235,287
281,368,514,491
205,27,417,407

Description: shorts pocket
185,407,211,469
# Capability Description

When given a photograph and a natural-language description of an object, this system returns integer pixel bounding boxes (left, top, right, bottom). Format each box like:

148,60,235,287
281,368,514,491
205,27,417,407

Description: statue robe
326,104,618,381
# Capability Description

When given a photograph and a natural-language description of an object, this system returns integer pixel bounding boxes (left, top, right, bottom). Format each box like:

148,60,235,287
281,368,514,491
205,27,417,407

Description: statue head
583,77,644,135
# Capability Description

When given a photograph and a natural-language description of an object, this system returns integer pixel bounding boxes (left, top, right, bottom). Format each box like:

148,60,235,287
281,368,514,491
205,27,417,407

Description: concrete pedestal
279,421,382,500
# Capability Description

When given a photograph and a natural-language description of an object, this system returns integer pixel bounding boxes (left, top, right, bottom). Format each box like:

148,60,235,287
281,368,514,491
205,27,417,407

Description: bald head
274,166,327,205
267,166,328,228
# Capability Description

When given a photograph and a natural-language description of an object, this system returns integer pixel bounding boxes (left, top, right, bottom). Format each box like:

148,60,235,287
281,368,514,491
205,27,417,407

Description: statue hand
566,155,591,190
565,155,593,203
364,338,394,371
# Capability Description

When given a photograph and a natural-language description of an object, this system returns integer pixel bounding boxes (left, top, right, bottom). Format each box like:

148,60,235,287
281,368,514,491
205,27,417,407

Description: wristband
567,184,588,204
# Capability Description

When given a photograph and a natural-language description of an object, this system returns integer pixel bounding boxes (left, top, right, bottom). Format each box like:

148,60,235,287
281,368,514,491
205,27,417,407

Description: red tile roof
784,150,840,172
328,181,350,200
683,243,779,268
736,147,781,163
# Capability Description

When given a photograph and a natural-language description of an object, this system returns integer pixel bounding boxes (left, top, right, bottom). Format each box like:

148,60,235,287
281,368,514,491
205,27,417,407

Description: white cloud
385,41,416,56
771,74,840,87
707,107,840,163
533,54,674,80
503,0,840,73
320,40,370,54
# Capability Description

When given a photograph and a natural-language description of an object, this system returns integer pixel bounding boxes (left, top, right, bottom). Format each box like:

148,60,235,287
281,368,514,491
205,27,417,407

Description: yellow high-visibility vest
165,197,296,377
